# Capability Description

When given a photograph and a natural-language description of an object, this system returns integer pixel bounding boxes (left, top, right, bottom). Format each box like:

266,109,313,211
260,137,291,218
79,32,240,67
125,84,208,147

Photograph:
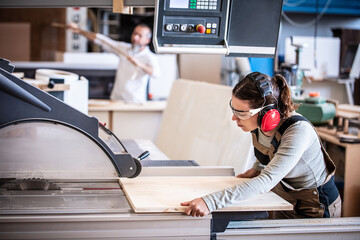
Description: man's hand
67,22,81,34
127,55,140,66
127,55,153,75
181,198,210,217
236,168,260,178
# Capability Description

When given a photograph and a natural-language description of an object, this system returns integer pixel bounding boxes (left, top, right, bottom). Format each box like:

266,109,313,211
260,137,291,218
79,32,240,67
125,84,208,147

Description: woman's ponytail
272,74,297,118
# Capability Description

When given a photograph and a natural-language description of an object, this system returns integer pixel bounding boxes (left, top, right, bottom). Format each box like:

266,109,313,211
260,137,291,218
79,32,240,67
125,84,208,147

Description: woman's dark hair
232,72,297,119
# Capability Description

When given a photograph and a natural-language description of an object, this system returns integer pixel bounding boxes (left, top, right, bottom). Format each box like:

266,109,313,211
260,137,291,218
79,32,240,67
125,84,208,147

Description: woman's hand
181,198,210,217
236,168,260,178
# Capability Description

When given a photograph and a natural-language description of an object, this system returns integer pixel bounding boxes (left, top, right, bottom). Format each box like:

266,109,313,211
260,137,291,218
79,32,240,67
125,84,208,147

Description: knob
196,24,205,34
187,24,194,32
172,24,180,31
165,24,173,31
180,24,187,32
47,80,55,89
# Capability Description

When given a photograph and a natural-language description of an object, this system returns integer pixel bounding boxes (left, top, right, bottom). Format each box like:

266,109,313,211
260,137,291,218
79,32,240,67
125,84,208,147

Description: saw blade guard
0,58,141,179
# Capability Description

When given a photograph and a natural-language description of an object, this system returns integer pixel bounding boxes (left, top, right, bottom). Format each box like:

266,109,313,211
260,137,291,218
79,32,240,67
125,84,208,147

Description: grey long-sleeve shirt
202,119,328,212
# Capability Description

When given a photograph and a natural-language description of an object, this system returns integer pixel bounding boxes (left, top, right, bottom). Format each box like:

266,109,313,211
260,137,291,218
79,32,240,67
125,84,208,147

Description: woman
181,72,341,218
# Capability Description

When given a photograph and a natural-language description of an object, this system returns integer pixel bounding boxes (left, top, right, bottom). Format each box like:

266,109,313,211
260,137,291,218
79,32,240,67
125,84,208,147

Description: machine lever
137,151,150,161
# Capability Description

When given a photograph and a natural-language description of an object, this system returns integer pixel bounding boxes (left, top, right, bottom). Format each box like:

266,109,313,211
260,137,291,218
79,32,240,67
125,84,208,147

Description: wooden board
155,80,255,175
119,176,293,213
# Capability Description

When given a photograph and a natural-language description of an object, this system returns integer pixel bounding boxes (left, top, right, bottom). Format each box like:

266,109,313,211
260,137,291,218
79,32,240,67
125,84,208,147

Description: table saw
1,58,360,240
0,58,283,239
0,58,217,239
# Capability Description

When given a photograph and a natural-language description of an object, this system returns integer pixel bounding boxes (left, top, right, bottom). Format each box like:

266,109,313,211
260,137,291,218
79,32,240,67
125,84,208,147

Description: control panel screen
169,0,189,8
168,0,219,10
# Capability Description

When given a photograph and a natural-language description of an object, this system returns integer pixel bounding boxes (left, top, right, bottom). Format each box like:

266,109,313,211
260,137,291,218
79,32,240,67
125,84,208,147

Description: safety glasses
229,100,273,120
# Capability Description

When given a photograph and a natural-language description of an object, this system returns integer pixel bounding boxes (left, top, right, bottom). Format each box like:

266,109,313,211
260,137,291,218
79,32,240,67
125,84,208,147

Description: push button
187,24,195,32
180,24,187,32
165,24,173,31
196,24,205,34
173,24,180,31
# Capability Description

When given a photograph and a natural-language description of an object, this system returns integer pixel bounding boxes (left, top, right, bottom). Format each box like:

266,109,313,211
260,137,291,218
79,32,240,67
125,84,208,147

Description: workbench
316,128,360,217
88,99,166,142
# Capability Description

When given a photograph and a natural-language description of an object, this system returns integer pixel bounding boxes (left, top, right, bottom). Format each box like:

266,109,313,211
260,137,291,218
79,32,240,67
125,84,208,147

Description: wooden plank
119,176,293,213
316,128,360,217
343,143,360,217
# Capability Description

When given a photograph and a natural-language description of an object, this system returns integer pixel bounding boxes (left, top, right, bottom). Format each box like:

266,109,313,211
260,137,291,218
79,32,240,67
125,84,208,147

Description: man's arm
127,56,153,75
67,22,146,70
67,22,97,42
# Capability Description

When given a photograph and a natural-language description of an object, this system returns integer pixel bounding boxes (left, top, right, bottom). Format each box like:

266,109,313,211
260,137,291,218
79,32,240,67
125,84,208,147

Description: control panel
163,17,219,36
153,0,283,57
154,0,229,47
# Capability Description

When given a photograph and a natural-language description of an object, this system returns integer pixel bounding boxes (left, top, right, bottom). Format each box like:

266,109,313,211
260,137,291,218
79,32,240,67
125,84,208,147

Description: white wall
278,13,360,56
176,14,360,104
279,13,360,104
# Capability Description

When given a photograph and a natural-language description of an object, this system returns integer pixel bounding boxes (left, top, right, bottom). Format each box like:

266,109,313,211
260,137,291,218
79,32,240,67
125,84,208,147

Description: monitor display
169,0,189,8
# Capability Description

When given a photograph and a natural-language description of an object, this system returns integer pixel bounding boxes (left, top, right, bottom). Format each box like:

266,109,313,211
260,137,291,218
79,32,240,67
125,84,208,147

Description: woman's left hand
181,198,210,217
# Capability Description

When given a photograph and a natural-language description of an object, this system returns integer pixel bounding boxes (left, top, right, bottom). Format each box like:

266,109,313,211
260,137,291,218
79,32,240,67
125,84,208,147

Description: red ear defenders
247,72,280,132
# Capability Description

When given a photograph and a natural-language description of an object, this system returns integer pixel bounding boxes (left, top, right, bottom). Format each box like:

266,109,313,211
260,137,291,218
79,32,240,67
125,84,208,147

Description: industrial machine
153,0,283,57
0,58,271,239
0,58,216,239
294,92,336,125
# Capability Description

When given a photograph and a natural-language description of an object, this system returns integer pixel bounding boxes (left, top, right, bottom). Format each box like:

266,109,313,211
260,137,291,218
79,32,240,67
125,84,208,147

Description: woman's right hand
236,168,260,178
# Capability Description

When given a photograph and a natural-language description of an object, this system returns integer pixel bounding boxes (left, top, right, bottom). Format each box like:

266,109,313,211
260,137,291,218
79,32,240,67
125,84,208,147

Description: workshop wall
278,13,360,57
280,13,360,104
178,13,360,104
0,8,66,61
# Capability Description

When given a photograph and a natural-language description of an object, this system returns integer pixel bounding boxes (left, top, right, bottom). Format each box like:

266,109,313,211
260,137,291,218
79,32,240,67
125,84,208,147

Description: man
67,22,159,103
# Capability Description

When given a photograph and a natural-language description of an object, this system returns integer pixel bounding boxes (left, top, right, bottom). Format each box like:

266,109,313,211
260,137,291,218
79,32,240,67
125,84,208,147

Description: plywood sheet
155,79,255,175
119,176,293,213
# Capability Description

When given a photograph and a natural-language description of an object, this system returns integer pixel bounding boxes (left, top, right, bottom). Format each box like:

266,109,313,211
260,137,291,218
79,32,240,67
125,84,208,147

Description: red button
196,24,205,34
